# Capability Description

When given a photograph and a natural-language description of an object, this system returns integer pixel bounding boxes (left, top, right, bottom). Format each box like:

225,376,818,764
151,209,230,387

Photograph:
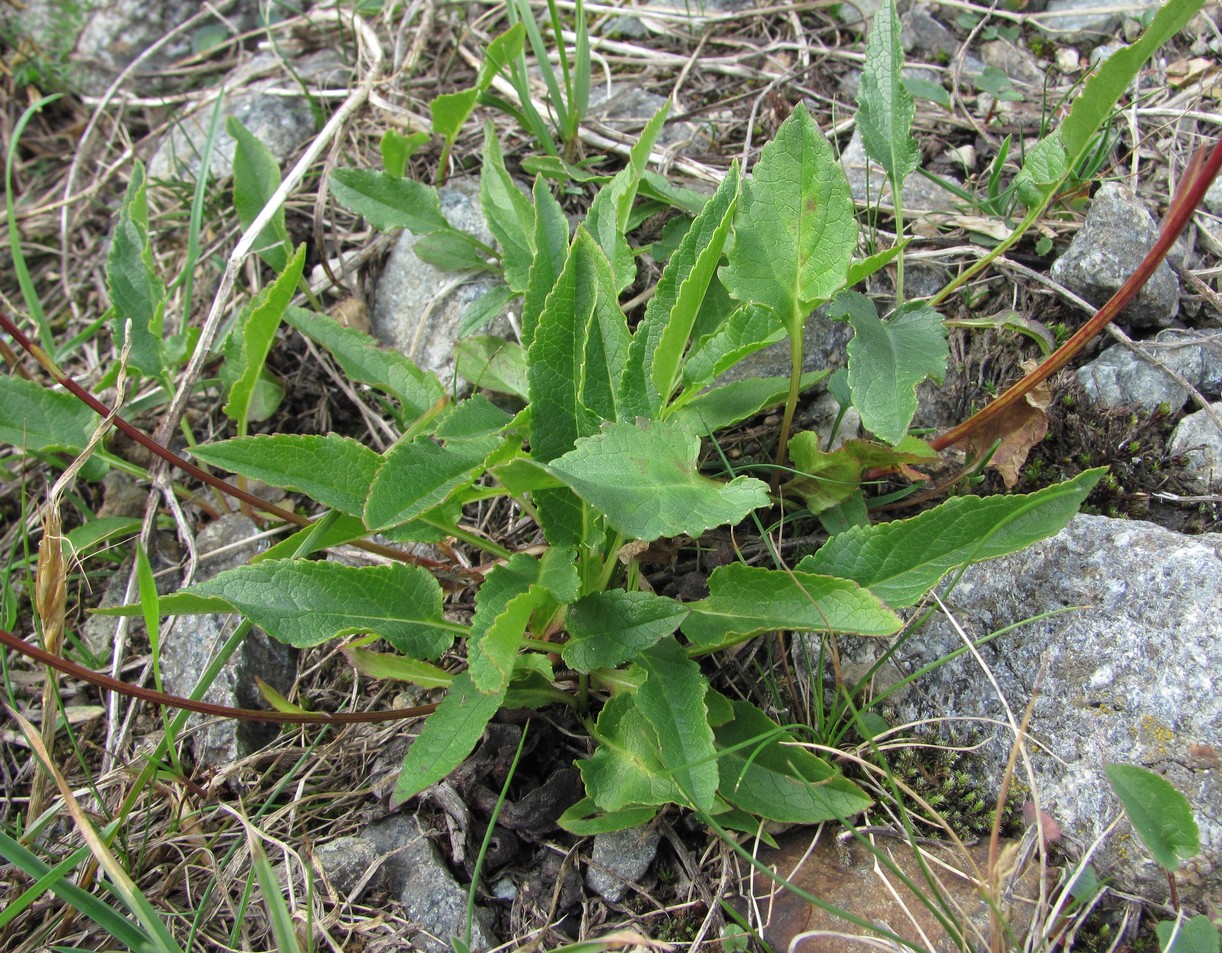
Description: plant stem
774,314,804,493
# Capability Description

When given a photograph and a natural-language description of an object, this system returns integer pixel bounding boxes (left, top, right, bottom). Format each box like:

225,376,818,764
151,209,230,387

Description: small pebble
1055,47,1080,72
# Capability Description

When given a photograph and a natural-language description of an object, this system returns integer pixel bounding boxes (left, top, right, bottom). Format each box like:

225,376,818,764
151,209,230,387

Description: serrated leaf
636,637,718,811
330,169,449,234
430,89,479,143
558,797,658,835
365,436,490,531
581,694,685,811
857,0,920,184
671,372,827,435
481,125,536,292
284,306,444,419
681,563,902,647
342,647,453,689
229,116,290,271
107,160,166,378
621,163,741,417
716,700,872,823
563,590,688,672
1106,764,1200,872
547,419,769,542
585,104,669,291
471,586,549,695
222,244,305,425
838,294,947,444
191,433,379,517
435,394,514,442
720,103,856,323
678,304,785,390
1156,915,1219,953
392,671,505,805
520,175,570,348
799,468,1106,606
184,559,454,658
0,376,96,453
1015,134,1068,207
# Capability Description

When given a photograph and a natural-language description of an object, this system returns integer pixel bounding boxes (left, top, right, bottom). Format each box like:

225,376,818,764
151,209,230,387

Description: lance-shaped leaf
392,671,506,805
716,700,872,823
183,559,454,658
720,103,856,323
799,468,1105,607
0,376,95,453
365,436,491,531
547,419,769,542
480,124,535,292
671,372,826,435
581,694,685,811
1106,763,1200,873
284,307,443,420
681,563,902,647
621,163,741,417
520,176,570,348
636,637,719,811
229,116,290,271
857,0,920,185
563,590,688,672
558,797,658,835
222,245,305,424
191,433,380,517
107,160,166,378
677,304,784,392
330,169,450,234
836,293,947,444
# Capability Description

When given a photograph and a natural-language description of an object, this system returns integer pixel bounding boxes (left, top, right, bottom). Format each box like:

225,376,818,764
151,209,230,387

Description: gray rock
809,391,863,451
1050,183,1180,330
12,1,262,96
840,130,960,212
826,515,1222,908
979,39,1044,87
901,6,960,61
365,815,497,952
588,86,710,153
371,178,514,389
161,514,297,767
1077,328,1222,412
837,0,884,28
149,51,346,183
1038,0,1159,40
586,824,661,902
1169,401,1222,490
1206,177,1222,217
315,836,380,895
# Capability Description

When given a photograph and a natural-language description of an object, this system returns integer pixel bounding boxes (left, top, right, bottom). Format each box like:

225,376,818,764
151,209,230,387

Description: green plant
1106,764,1219,953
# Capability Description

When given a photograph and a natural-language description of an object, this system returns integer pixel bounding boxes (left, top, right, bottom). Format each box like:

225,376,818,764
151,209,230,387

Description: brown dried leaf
963,360,1051,488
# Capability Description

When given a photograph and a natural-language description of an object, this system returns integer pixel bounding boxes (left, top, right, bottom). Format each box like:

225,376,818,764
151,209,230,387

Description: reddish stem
931,139,1222,453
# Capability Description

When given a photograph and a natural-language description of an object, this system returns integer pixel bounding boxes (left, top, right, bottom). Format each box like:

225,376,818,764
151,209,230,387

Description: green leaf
520,175,570,349
582,694,685,811
342,646,453,689
284,306,444,419
191,433,380,517
677,304,784,391
380,129,429,177
799,468,1106,606
365,436,490,531
836,294,947,444
221,244,305,424
622,163,741,417
1106,764,1200,872
455,335,529,399
430,89,478,143
716,700,872,823
392,671,505,804
857,0,920,184
563,590,688,672
845,242,908,289
904,76,950,107
672,372,827,435
458,284,516,338
481,124,536,292
547,419,769,542
636,637,719,811
228,116,290,271
184,559,454,658
720,103,856,323
330,169,449,234
107,160,166,378
585,104,669,291
527,229,622,462
557,797,657,835
787,433,938,514
413,230,494,272
1156,915,1219,953
682,563,902,647
0,375,95,453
